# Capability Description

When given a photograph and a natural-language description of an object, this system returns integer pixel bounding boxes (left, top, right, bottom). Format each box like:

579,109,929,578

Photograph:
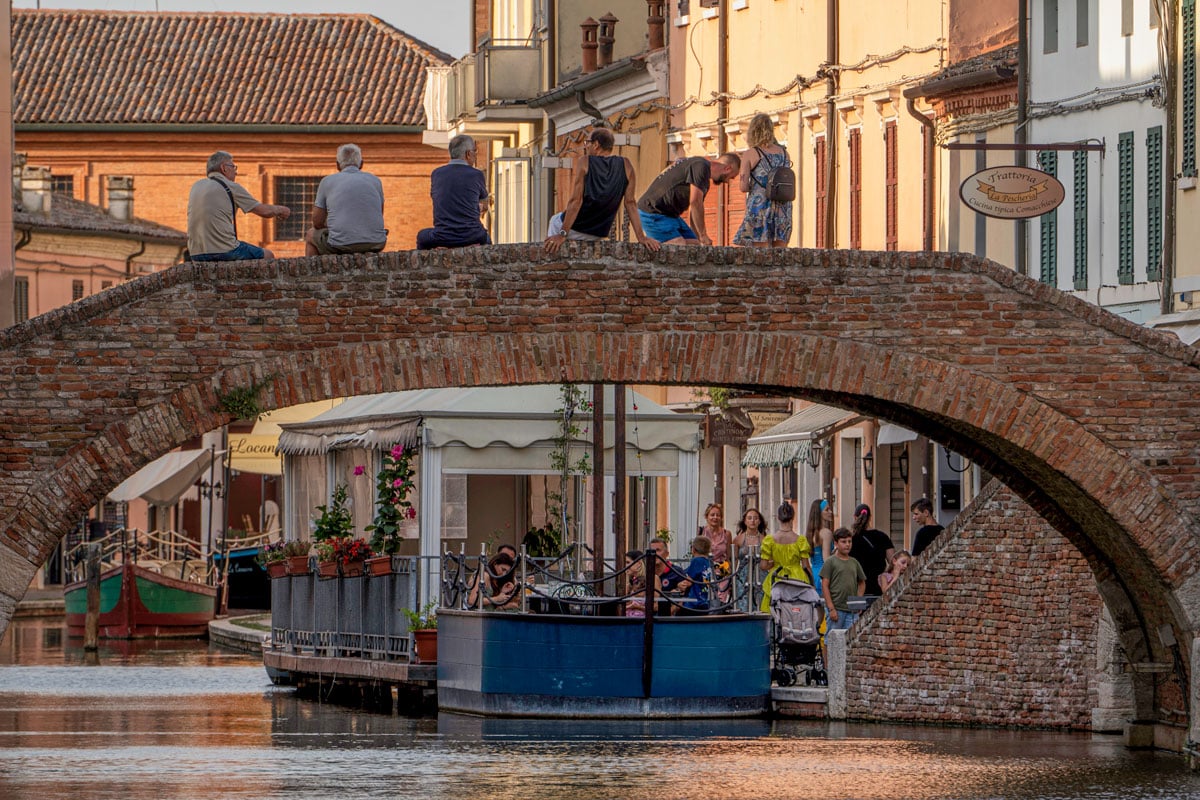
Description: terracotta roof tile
14,10,450,127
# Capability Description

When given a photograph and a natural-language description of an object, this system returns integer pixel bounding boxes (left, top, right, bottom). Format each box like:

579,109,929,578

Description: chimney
646,0,665,50
12,153,27,197
581,17,599,74
107,176,135,221
20,166,52,216
597,13,618,69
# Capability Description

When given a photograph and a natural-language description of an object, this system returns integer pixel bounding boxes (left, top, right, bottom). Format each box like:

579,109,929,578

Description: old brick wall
0,243,1198,727
847,480,1105,729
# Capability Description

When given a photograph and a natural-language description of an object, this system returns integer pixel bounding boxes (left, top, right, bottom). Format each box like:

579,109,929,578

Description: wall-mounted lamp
809,439,825,470
898,445,910,482
862,449,874,483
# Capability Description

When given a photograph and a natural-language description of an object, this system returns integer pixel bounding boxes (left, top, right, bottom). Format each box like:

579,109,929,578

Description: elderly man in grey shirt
187,150,290,261
305,143,388,256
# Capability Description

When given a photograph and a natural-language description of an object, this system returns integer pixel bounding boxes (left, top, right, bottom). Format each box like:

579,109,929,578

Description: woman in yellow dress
759,501,812,612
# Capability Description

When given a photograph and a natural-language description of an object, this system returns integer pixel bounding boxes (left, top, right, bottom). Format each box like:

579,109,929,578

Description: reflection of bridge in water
2,243,1200,747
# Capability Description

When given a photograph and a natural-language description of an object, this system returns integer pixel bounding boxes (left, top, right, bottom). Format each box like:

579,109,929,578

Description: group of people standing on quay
182,112,793,263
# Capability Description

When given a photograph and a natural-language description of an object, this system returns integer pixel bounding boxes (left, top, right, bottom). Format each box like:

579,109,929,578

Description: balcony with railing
474,38,543,121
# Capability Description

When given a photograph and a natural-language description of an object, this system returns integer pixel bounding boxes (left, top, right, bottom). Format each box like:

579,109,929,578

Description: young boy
820,527,866,631
684,535,714,611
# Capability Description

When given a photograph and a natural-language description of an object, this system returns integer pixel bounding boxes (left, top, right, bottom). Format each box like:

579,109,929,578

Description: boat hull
437,609,771,718
64,562,217,639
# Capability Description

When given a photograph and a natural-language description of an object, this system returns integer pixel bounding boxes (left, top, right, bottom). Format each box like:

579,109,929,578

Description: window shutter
1038,151,1058,286
849,128,862,250
885,121,898,251
1185,0,1197,177
1147,126,1163,281
815,136,827,248
1073,151,1088,291
1118,131,1134,285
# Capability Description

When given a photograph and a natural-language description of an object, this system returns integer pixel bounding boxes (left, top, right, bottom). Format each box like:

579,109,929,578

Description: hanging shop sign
959,165,1065,220
705,409,754,448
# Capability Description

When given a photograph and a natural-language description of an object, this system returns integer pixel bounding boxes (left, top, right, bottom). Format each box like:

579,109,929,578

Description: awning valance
277,420,421,456
741,439,813,468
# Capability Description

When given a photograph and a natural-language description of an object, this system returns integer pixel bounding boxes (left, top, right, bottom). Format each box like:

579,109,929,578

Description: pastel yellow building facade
668,0,945,250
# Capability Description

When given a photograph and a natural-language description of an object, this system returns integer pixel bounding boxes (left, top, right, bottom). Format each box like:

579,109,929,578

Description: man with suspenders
187,151,291,262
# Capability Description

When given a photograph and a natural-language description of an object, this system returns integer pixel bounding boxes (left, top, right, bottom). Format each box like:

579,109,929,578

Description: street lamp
862,449,874,483
898,445,910,482
809,439,825,470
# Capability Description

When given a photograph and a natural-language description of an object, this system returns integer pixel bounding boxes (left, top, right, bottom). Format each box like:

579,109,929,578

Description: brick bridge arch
3,243,1199,730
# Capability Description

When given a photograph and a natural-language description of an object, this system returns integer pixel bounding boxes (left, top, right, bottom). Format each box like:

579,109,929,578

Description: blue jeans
638,210,698,243
828,609,859,631
190,241,266,262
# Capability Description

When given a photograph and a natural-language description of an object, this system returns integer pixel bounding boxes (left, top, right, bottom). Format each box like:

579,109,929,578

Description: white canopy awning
742,404,854,467
877,423,918,446
108,448,214,506
277,386,703,461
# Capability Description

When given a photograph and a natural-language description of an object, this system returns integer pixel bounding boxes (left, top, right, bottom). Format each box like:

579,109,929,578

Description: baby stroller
768,577,828,686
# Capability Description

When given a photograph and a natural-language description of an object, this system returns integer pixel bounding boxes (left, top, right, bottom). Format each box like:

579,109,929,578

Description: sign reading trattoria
959,165,1066,220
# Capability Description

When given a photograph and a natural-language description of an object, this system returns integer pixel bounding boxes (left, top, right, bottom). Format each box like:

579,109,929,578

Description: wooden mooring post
84,543,101,651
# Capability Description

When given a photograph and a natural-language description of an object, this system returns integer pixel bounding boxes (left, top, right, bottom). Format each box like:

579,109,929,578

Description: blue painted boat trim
437,609,771,718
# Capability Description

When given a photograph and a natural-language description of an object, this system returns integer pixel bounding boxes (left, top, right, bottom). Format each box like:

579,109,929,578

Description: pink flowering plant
365,443,417,555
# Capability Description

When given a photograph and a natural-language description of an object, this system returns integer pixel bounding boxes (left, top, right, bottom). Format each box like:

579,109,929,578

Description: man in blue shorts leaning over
187,151,291,262
636,153,740,246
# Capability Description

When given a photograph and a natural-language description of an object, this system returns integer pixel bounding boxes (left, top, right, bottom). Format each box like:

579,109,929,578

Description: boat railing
442,545,765,617
64,527,213,584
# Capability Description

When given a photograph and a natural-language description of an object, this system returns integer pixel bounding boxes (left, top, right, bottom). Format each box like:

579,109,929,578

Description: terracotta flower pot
341,560,364,578
266,561,287,579
365,555,392,577
286,555,312,575
412,628,437,664
318,560,339,579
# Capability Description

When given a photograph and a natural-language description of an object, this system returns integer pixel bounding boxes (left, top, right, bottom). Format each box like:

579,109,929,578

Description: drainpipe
717,0,729,245
14,228,31,251
906,97,936,251
1161,0,1178,314
824,0,839,248
125,240,146,277
1015,0,1029,275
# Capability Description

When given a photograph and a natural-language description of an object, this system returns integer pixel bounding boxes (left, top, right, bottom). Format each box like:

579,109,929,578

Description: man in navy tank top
544,128,660,254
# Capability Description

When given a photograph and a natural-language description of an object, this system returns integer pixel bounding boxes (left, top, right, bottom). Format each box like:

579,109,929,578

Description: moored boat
64,561,217,639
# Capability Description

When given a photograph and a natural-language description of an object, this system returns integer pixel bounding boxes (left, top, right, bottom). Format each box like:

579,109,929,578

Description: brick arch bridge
3,243,1199,734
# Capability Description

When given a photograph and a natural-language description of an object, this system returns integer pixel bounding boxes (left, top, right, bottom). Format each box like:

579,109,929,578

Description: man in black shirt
849,503,895,596
544,128,660,254
636,153,740,245
910,497,945,557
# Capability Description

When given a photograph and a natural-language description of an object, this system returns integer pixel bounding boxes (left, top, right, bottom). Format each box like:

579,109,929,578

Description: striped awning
741,404,854,467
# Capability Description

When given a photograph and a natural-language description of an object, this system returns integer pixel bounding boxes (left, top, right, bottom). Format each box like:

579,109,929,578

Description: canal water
1,618,1198,800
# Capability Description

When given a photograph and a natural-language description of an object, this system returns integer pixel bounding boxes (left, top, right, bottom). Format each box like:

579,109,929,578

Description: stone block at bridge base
826,629,847,719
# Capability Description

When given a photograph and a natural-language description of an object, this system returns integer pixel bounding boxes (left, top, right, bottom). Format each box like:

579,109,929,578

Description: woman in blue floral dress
733,113,793,247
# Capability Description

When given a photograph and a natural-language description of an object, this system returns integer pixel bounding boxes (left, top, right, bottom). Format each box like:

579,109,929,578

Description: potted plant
281,540,313,575
256,539,288,579
522,524,562,558
315,536,372,578
403,602,438,664
364,444,417,574
312,484,354,542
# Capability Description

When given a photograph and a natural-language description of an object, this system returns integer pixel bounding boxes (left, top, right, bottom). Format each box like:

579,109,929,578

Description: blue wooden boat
437,609,771,718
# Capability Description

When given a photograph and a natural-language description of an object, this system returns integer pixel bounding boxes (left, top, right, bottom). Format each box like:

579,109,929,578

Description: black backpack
755,147,795,203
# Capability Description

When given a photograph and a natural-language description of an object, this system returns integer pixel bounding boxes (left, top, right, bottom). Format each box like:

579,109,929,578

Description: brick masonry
847,480,1111,730
1,242,1199,729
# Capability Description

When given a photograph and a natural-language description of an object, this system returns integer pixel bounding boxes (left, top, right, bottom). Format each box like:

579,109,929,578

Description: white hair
206,151,233,173
337,143,363,169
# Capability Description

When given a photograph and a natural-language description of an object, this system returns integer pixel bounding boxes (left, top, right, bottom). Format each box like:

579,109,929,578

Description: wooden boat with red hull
64,561,217,639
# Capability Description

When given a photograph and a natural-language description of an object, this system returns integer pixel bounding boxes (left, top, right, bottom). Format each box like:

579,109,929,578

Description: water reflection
0,617,1198,800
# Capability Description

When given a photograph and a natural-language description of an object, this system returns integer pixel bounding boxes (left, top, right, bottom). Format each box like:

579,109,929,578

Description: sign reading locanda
959,165,1065,220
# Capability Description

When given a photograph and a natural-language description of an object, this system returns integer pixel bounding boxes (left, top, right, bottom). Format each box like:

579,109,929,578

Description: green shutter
1038,151,1058,286
1073,151,1088,290
1147,126,1163,281
1118,132,1134,285
1185,0,1197,176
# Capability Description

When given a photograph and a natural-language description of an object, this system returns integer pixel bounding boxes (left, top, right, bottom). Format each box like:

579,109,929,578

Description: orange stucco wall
17,130,448,256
